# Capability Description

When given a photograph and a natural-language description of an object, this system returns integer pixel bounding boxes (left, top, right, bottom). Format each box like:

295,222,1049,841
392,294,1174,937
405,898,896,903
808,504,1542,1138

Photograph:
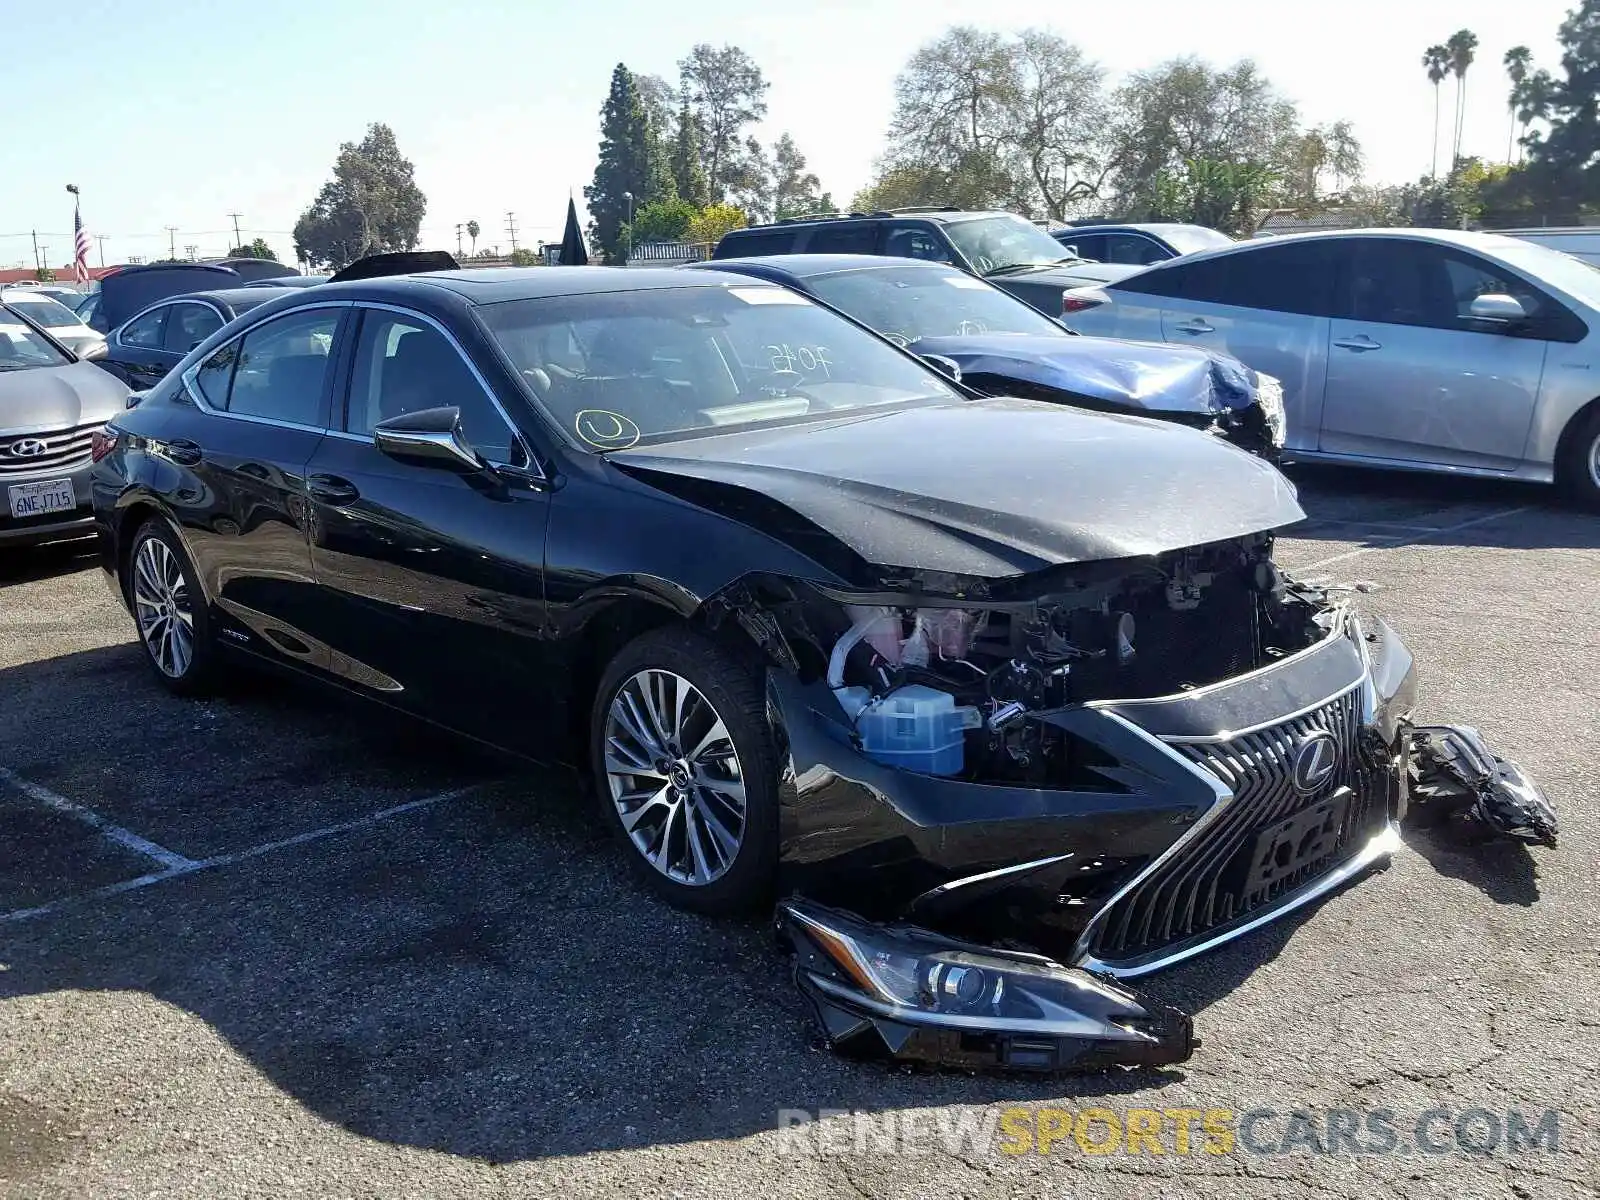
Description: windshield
943,215,1075,274
3,293,84,327
477,283,961,449
806,264,1064,345
1161,226,1235,255
1492,237,1600,308
0,307,72,370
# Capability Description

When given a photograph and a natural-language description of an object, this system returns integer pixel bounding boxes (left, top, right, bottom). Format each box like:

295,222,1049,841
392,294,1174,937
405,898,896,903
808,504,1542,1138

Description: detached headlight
1255,372,1287,447
778,899,1195,1070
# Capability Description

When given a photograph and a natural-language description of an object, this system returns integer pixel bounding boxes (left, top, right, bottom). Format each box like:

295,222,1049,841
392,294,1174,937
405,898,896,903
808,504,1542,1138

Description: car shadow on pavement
1400,821,1542,907
0,538,99,587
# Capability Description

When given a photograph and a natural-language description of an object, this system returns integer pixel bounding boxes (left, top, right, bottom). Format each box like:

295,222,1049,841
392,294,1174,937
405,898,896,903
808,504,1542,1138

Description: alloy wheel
602,669,747,886
1589,431,1600,490
132,536,195,679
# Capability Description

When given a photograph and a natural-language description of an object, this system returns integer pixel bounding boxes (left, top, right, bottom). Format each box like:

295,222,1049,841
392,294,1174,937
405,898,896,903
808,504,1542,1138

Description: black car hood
0,359,129,431
609,398,1303,578
916,333,1258,416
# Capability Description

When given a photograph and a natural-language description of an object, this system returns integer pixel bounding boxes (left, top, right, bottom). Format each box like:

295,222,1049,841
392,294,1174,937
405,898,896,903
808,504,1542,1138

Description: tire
590,625,779,915
126,518,221,695
1556,405,1600,509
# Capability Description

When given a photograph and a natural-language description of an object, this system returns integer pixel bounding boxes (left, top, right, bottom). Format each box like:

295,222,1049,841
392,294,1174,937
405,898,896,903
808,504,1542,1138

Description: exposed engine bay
718,531,1332,786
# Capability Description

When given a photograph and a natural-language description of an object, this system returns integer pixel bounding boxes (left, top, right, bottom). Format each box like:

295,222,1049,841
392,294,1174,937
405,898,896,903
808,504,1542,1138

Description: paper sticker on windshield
727,287,808,305
574,409,641,450
943,276,989,289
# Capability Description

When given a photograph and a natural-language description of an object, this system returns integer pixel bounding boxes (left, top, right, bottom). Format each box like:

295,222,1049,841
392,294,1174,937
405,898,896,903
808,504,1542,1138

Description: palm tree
1504,46,1533,162
1424,45,1450,177
466,219,480,256
1447,29,1480,168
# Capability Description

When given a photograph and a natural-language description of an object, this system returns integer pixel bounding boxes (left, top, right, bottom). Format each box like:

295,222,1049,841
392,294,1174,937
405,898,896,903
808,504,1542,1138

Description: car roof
153,287,294,309
695,254,955,279
328,266,777,305
726,210,1014,234
1114,226,1542,279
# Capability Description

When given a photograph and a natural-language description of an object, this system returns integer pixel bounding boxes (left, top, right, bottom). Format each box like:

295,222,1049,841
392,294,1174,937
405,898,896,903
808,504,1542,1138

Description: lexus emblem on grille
1291,730,1340,795
6,438,48,458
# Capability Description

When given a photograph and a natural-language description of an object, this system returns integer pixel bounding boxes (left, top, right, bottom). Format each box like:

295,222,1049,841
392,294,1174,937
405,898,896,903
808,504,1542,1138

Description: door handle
308,474,360,506
164,438,202,466
1175,319,1214,335
1333,334,1382,352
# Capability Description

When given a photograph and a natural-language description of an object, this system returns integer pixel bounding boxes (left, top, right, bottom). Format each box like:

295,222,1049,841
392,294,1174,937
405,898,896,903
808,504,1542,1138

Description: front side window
120,307,167,349
942,215,1074,275
1342,239,1548,331
0,305,71,370
163,303,224,353
221,308,339,426
347,312,519,463
478,283,962,449
806,264,1063,345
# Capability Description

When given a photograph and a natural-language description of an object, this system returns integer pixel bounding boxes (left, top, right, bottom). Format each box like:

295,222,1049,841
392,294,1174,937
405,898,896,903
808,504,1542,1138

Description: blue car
688,255,1285,459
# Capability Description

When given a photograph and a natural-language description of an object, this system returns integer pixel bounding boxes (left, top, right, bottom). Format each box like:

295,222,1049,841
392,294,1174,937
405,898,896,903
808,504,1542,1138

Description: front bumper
770,612,1421,1070
0,460,95,548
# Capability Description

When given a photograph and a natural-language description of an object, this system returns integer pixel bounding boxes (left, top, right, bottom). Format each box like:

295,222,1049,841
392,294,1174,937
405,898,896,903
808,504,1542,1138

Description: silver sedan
1062,227,1600,506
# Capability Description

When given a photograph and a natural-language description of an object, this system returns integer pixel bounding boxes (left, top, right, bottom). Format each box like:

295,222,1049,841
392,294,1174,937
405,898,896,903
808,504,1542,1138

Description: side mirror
1469,293,1527,323
373,406,488,472
80,340,108,361
126,389,148,410
920,353,963,384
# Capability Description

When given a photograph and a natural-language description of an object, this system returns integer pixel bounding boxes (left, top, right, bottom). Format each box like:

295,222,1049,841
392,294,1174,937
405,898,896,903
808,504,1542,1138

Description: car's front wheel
591,626,778,914
127,518,219,695
1557,405,1600,509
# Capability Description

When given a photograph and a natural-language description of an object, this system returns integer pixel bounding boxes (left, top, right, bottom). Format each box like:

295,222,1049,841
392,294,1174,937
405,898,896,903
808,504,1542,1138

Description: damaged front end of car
706,530,1553,1074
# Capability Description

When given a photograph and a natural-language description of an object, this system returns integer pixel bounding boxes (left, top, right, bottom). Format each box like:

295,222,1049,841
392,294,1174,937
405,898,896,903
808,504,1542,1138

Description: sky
1,0,1578,272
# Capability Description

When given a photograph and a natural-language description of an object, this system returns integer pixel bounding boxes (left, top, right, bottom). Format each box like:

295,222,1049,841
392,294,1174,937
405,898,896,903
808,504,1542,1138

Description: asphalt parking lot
1,467,1596,1200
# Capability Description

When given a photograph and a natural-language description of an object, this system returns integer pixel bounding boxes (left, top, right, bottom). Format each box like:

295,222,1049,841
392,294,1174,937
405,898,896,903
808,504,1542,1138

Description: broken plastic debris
1409,724,1558,847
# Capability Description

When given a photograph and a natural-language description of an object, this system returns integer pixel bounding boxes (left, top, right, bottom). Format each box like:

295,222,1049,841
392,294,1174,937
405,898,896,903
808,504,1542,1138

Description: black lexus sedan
91,267,1551,1072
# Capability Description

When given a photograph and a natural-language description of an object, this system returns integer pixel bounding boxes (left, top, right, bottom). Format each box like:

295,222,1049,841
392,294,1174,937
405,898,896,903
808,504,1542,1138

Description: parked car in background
0,289,106,358
99,287,298,388
197,258,298,284
1061,228,1600,505
84,261,298,334
0,302,128,548
3,284,86,305
690,254,1284,457
1052,223,1233,265
712,209,1143,316
1497,227,1600,266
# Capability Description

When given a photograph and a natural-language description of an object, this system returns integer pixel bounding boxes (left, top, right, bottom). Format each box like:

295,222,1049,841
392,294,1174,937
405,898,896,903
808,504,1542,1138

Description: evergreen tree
583,64,655,263
670,103,711,209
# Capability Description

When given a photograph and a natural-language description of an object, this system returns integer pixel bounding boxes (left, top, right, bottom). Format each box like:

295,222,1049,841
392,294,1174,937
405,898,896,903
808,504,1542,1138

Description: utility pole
30,230,40,272
227,212,243,249
165,226,178,261
505,212,519,254
455,223,463,257
95,235,108,267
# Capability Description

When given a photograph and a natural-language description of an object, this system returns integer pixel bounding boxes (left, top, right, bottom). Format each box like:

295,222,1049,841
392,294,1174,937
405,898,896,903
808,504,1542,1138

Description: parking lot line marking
0,785,478,926
0,767,199,872
1298,505,1534,573
1301,519,1447,534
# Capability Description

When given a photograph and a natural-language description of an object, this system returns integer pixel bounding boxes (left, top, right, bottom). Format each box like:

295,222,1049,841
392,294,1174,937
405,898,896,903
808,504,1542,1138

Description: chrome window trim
350,301,540,475
179,301,353,435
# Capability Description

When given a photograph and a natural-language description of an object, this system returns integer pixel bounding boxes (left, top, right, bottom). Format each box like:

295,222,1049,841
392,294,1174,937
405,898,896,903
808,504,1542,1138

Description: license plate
1241,787,1351,897
7,478,76,520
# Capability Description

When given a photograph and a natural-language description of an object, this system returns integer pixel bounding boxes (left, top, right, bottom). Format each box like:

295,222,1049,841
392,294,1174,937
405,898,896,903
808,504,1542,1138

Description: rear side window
801,222,878,254
120,307,167,348
162,303,224,353
221,308,340,426
1116,241,1341,317
713,229,797,258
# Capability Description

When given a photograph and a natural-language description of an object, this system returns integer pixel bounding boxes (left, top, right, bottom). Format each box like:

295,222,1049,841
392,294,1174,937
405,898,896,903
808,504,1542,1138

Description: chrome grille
1087,685,1387,965
0,424,100,475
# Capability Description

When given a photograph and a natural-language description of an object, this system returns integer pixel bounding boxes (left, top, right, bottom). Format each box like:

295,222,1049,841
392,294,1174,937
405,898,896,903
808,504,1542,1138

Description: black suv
712,208,1144,317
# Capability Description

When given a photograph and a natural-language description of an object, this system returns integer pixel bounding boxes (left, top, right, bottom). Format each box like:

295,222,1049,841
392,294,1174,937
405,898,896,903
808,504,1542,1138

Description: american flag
73,205,91,283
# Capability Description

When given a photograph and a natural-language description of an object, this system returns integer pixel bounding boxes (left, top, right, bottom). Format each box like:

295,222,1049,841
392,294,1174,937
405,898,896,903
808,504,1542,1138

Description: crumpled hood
916,333,1259,417
609,398,1304,578
0,359,128,432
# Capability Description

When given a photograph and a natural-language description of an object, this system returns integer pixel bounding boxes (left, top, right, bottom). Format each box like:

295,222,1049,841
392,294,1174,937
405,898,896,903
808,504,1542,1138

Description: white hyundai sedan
1062,227,1600,506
